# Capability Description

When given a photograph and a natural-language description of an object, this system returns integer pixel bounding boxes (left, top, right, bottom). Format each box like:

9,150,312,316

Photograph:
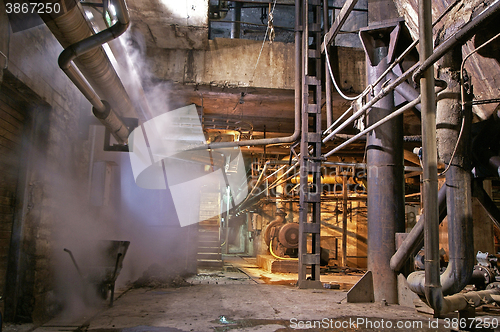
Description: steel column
361,21,405,304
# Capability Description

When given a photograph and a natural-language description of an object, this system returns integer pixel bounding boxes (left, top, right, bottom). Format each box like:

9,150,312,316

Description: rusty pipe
417,0,442,315
42,0,134,143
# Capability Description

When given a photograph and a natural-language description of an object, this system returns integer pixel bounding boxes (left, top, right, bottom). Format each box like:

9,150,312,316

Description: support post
230,2,242,39
360,20,405,304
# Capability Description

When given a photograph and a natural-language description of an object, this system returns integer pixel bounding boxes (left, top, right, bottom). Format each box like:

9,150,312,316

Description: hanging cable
324,35,371,101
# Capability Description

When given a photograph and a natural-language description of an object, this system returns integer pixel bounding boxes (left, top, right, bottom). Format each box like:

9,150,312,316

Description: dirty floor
4,255,500,332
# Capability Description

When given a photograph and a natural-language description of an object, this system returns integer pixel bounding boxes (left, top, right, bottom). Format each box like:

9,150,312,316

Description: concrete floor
4,256,500,332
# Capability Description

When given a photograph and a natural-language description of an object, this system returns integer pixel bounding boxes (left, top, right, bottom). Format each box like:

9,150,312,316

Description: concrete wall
1,13,200,322
1,10,92,322
147,37,295,89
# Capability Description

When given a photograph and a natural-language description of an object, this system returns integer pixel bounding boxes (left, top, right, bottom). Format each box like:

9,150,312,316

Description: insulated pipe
390,184,447,272
409,48,475,301
43,0,135,117
437,48,474,295
56,0,131,143
41,0,134,143
413,0,500,83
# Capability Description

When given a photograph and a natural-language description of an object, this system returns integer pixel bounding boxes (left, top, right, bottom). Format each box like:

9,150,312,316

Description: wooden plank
0,94,26,123
0,107,25,128
321,0,359,53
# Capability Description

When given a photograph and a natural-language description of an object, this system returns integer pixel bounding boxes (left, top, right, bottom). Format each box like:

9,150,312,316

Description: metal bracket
347,270,375,303
359,18,404,66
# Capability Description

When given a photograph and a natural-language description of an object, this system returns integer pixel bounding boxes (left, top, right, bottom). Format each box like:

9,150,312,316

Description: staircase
197,192,223,272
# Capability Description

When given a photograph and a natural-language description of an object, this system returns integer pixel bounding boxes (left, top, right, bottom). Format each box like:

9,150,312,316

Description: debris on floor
131,264,192,289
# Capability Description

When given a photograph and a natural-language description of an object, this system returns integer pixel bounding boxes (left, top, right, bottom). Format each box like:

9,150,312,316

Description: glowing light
109,4,116,17
85,10,94,20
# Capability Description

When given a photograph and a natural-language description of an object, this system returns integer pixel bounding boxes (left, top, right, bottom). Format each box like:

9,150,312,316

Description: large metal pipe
365,39,405,304
432,285,500,314
390,184,447,272
437,48,474,295
409,48,475,303
41,0,134,143
413,0,500,83
416,0,442,315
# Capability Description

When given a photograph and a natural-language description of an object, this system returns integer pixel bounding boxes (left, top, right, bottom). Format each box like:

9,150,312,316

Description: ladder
298,0,324,288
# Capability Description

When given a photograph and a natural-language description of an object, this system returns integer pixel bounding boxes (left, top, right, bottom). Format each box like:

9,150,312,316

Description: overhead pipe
41,0,134,144
413,0,500,83
323,83,445,158
321,62,419,145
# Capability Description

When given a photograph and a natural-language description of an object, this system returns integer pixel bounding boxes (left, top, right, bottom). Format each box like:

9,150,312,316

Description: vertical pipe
231,2,242,39
366,43,404,303
419,0,442,313
342,174,348,266
436,48,474,296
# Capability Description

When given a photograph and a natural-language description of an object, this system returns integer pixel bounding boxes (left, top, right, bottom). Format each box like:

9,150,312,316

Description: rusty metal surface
361,21,405,304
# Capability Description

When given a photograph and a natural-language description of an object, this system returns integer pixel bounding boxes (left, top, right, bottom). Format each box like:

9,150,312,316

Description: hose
269,238,298,261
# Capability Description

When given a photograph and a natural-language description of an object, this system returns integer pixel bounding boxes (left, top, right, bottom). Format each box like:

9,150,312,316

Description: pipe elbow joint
407,271,426,295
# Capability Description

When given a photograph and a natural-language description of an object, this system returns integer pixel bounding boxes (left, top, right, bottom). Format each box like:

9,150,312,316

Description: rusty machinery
263,214,299,258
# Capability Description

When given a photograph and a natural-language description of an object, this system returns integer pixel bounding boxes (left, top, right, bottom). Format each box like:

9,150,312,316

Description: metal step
198,246,222,253
197,259,224,268
197,252,222,260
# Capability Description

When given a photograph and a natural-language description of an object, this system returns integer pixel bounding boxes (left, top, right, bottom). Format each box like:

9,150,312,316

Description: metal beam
321,0,358,53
